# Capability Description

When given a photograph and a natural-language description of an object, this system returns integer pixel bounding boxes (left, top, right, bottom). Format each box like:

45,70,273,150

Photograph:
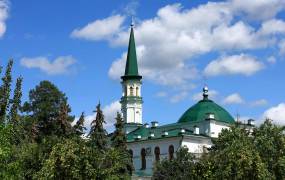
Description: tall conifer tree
74,112,86,136
111,112,127,150
57,102,73,137
88,103,108,150
9,76,23,125
0,60,13,124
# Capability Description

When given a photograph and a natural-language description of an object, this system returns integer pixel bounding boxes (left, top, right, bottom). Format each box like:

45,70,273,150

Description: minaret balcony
120,96,143,103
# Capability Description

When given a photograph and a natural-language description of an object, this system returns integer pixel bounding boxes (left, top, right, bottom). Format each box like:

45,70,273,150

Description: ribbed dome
177,99,235,124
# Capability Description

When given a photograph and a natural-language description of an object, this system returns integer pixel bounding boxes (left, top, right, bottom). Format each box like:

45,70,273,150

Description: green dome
178,99,235,124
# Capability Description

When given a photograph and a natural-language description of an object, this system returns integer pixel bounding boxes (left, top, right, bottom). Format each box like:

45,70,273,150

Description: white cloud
231,0,285,20
0,0,9,38
156,91,167,98
259,19,285,35
170,91,188,103
279,39,285,56
71,15,125,41
223,93,244,104
250,99,268,107
73,1,285,88
263,103,285,125
192,89,219,101
20,56,76,75
108,45,199,86
204,54,264,77
81,101,121,133
267,56,276,64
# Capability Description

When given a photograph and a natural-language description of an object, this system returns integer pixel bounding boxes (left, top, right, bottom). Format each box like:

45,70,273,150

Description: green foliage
23,80,74,139
253,119,285,179
73,112,86,136
35,138,98,179
88,103,108,150
9,76,23,125
153,146,197,180
111,112,127,150
0,60,13,124
98,148,132,180
0,125,22,179
209,126,270,180
153,123,285,180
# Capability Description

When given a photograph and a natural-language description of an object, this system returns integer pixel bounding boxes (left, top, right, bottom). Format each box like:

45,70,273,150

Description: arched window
130,86,134,96
136,87,139,96
169,145,174,160
128,149,133,163
154,146,160,162
141,148,146,170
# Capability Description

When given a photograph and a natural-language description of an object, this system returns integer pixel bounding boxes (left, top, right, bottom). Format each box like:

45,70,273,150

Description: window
141,148,146,170
154,146,160,162
136,87,139,96
130,86,134,96
169,145,174,160
129,149,133,163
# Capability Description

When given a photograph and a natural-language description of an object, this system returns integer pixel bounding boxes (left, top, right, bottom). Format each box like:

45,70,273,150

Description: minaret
120,21,143,134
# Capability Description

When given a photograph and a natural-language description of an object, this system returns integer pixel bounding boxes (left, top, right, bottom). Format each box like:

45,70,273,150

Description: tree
253,119,285,179
209,126,270,180
22,80,74,139
88,103,108,150
73,112,86,136
0,60,13,124
35,138,98,179
111,112,127,150
153,126,272,180
9,76,23,125
56,102,73,137
153,146,197,180
99,148,132,180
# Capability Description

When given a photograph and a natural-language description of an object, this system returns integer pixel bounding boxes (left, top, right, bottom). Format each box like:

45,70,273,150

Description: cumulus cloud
79,101,121,133
267,56,276,64
259,19,285,35
223,93,244,105
204,54,264,77
156,91,167,98
0,0,9,38
263,103,285,125
71,15,125,41
231,0,285,20
279,39,285,56
20,56,76,75
250,99,268,107
72,1,285,88
170,91,188,103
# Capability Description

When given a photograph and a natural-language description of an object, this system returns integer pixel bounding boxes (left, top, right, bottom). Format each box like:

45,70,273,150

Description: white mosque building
120,24,254,176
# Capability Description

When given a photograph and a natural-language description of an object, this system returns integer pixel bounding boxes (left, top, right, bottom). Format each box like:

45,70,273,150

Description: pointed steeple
121,22,142,80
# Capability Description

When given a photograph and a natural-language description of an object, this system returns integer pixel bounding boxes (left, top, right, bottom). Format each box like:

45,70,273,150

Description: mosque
120,23,255,176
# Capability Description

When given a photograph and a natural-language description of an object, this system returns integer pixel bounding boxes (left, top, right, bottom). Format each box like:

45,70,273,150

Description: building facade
120,24,254,177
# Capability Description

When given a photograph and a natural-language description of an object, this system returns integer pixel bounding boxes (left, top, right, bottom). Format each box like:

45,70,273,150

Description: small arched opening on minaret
136,87,139,96
130,86,134,96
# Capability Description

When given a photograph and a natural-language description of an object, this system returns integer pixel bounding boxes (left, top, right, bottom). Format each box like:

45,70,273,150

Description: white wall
127,135,213,175
127,137,181,174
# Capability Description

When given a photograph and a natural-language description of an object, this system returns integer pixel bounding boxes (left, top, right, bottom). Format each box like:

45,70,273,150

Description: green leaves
88,103,108,150
153,122,285,180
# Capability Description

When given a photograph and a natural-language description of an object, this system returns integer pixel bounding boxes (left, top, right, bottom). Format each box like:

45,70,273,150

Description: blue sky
0,0,285,130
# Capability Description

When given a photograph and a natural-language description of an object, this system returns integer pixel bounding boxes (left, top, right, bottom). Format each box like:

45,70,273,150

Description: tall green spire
121,24,142,80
